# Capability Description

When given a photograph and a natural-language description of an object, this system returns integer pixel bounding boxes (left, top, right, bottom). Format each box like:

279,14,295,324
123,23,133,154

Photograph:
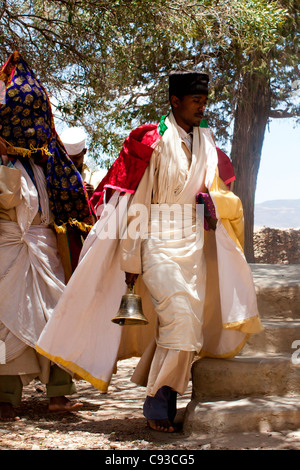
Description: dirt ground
1,357,300,451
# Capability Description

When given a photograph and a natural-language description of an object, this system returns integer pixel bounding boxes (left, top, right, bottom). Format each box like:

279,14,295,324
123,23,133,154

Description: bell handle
125,272,139,289
128,284,135,294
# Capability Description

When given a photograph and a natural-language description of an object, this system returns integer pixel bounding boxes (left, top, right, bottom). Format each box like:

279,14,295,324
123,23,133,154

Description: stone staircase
184,264,300,434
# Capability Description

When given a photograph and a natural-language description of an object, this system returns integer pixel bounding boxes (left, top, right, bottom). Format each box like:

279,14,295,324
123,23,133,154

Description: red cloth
90,124,160,209
90,124,235,210
216,147,235,187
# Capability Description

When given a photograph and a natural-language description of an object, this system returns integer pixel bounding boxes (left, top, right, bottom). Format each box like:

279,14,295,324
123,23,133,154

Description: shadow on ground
1,358,300,450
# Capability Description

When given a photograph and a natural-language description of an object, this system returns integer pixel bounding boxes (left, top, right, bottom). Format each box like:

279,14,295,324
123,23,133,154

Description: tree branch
269,109,300,118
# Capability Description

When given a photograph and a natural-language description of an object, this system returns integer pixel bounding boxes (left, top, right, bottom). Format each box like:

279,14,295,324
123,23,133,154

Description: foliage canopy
0,0,299,166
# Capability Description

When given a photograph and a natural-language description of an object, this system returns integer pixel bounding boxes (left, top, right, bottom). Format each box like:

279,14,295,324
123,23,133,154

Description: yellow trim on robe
36,345,109,392
223,315,264,334
198,334,250,360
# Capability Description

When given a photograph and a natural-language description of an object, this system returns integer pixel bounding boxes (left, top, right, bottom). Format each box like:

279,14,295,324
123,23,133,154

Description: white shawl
0,160,64,362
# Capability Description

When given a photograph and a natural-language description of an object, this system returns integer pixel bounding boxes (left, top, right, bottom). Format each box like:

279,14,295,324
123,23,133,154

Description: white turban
60,127,87,156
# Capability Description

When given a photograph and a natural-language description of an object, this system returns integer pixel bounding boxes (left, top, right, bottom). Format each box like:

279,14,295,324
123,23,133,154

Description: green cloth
0,365,76,406
0,375,22,407
46,365,77,398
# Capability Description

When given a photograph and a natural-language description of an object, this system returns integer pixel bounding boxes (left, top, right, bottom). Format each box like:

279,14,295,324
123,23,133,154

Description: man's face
171,94,208,133
69,149,86,169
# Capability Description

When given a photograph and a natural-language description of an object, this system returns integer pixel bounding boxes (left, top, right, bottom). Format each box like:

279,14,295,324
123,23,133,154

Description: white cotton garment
140,112,208,352
0,160,65,361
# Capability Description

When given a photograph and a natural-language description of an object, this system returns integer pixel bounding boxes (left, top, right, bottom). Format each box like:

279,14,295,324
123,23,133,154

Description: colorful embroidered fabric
0,51,93,229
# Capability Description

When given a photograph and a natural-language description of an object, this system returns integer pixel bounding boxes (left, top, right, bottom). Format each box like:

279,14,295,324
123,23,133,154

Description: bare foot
0,402,20,421
147,419,179,433
48,396,83,412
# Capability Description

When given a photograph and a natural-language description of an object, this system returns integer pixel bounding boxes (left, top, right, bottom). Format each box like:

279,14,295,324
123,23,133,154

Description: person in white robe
0,141,82,421
37,71,263,433
60,127,107,199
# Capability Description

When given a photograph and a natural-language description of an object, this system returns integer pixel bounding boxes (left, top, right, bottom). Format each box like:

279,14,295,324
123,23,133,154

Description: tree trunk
230,71,271,262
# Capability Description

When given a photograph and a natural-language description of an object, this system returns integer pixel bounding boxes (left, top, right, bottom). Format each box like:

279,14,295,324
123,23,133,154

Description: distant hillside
254,199,300,229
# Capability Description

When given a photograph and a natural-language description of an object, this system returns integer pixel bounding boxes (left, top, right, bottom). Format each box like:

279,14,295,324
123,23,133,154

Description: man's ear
170,95,181,109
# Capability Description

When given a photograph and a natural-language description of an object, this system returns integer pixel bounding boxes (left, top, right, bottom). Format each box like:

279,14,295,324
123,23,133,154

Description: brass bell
111,285,149,326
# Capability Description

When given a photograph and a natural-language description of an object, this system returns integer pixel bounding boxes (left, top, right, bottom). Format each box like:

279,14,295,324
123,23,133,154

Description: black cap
169,70,209,99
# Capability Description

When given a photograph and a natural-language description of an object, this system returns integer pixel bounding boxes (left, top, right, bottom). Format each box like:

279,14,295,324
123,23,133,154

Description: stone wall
253,227,300,264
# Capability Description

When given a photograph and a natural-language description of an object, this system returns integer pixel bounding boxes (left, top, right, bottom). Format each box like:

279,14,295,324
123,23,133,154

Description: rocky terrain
254,227,300,264
1,357,300,451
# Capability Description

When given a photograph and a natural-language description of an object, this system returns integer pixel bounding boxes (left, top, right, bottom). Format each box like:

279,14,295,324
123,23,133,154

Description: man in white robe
0,51,95,421
122,72,218,431
60,127,107,198
0,141,82,421
37,71,263,433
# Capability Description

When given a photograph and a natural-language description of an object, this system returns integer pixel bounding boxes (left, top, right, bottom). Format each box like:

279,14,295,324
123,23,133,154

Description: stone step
191,355,300,400
256,286,300,319
184,265,300,436
183,395,300,434
241,319,300,355
251,264,300,319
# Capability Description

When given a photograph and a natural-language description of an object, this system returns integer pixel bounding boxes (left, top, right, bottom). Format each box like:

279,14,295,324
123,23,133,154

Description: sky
255,118,300,204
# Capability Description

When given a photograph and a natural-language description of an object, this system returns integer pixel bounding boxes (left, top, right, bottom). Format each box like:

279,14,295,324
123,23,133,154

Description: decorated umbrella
0,51,94,279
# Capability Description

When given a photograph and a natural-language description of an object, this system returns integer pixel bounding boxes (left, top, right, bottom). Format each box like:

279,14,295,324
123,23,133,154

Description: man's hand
125,272,139,287
83,181,95,197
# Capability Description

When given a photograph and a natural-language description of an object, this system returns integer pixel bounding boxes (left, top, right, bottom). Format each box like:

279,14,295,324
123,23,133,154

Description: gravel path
1,357,300,451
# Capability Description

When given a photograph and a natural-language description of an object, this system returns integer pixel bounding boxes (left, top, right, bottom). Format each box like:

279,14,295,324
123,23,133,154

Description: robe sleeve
119,151,156,275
